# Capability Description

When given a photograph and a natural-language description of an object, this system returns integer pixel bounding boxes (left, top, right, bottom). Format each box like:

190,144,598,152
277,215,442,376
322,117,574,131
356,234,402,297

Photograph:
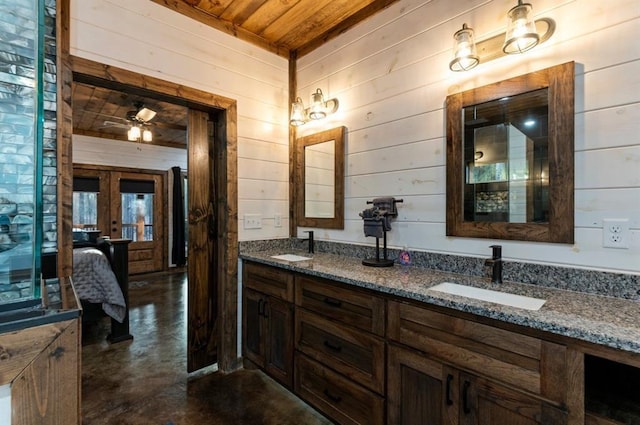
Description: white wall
295,0,640,274
73,135,187,171
70,0,291,241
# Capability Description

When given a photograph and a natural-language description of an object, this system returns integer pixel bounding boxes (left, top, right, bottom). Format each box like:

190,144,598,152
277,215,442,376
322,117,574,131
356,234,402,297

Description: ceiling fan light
142,129,152,142
128,125,141,141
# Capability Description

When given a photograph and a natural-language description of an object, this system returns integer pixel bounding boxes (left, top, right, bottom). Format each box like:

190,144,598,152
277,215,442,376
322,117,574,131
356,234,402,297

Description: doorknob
112,220,117,224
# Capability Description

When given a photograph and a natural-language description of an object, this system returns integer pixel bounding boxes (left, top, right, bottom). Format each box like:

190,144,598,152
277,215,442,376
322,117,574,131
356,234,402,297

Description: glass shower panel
0,0,44,303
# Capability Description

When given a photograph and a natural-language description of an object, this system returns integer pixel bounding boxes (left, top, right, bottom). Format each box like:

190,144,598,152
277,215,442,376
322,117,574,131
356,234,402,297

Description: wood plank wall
70,0,290,241
295,0,640,274
71,0,639,274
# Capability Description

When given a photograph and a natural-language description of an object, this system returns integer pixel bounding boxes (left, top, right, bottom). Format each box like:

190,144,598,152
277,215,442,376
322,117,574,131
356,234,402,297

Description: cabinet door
243,288,265,367
459,373,567,425
388,344,457,425
265,296,294,389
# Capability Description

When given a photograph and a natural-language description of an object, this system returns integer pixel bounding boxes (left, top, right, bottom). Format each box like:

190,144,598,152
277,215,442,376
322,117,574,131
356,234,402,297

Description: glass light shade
309,89,327,120
290,98,306,126
503,0,539,54
142,129,152,142
449,24,479,72
128,125,141,141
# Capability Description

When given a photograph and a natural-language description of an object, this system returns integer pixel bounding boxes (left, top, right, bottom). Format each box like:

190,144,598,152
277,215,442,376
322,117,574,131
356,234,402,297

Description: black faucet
485,244,502,284
303,230,314,254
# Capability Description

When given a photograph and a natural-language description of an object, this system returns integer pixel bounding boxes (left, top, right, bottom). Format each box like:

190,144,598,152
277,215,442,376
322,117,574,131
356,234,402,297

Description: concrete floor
81,271,331,425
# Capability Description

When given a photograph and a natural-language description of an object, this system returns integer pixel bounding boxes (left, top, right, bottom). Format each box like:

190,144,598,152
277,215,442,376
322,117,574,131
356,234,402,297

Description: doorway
59,54,239,373
73,165,165,274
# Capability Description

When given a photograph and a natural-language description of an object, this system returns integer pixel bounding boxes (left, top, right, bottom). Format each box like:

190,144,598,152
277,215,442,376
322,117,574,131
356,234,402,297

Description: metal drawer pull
323,388,342,403
323,340,342,352
462,380,471,414
446,374,454,405
323,297,342,307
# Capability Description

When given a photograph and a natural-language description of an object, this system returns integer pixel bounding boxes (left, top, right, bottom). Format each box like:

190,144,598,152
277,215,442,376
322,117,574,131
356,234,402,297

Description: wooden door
72,166,164,275
186,109,218,372
109,171,164,274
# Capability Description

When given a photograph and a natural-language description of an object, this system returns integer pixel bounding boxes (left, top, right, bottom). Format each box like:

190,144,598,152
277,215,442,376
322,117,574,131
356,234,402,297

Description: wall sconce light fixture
290,88,339,126
503,0,539,54
449,0,555,72
450,23,480,72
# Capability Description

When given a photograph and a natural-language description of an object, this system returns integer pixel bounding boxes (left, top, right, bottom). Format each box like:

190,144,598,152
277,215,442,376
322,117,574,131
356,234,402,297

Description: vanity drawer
295,274,385,336
295,353,384,425
387,300,567,400
243,261,294,302
296,309,385,394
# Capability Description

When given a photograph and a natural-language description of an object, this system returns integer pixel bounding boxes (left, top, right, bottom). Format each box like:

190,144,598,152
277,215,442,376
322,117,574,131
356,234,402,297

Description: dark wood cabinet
242,263,294,389
242,260,597,425
294,274,386,424
388,299,570,425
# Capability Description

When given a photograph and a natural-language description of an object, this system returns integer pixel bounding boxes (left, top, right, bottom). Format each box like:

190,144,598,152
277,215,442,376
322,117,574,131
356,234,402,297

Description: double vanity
240,249,640,425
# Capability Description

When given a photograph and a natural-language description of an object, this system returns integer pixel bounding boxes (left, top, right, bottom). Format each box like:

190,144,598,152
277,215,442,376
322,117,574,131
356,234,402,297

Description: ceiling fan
127,101,157,124
99,102,157,141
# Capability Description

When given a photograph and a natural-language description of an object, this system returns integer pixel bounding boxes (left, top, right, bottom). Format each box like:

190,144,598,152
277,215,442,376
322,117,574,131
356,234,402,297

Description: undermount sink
270,254,313,262
428,282,546,311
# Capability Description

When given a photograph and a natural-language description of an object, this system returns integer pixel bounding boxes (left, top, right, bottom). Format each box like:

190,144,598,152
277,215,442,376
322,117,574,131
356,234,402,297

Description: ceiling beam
295,0,399,57
149,0,290,58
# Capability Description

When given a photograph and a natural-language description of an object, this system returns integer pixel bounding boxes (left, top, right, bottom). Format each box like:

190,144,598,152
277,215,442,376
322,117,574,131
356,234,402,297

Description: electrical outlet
274,213,282,228
243,214,262,229
603,218,629,249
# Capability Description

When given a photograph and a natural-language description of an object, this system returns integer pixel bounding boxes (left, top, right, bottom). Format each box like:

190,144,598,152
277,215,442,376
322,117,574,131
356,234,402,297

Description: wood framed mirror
446,62,574,243
295,126,345,229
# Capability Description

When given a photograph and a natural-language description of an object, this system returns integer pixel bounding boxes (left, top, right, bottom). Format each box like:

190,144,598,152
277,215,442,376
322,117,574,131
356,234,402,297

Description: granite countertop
240,250,640,355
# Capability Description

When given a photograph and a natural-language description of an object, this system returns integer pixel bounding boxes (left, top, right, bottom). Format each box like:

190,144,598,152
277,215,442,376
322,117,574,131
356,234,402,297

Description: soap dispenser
398,246,412,266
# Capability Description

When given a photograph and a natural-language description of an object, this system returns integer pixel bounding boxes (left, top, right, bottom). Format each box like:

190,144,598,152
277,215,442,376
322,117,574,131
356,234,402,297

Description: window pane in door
72,192,98,229
121,193,154,241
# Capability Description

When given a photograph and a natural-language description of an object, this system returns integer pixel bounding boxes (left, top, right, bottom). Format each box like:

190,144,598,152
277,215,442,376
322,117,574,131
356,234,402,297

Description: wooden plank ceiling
72,81,188,148
150,0,399,57
72,1,399,145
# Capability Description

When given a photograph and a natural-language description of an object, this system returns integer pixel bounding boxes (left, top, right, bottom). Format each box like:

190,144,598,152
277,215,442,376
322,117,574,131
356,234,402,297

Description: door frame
56,0,239,372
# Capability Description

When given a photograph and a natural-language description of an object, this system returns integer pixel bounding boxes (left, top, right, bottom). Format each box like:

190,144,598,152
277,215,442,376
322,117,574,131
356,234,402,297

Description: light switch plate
244,214,262,229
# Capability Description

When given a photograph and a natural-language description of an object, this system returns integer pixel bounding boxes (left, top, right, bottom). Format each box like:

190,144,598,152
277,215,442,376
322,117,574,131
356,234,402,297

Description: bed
73,237,133,343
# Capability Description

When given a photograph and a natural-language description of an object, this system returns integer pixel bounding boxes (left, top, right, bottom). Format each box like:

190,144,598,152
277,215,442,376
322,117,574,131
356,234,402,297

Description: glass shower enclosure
0,0,46,304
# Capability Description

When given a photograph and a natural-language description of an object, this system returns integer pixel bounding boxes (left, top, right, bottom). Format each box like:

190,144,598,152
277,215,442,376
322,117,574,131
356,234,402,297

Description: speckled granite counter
240,250,640,355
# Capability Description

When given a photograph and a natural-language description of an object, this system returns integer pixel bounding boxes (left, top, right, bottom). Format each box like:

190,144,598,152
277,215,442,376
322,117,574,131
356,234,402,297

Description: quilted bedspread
72,247,126,322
